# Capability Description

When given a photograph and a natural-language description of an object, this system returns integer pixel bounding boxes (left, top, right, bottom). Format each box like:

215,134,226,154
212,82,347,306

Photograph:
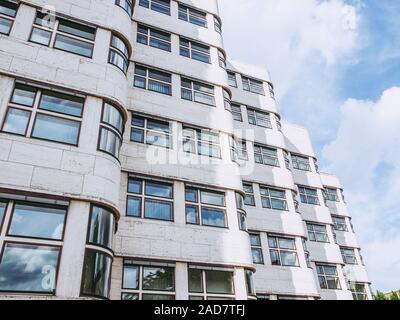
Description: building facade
0,0,371,300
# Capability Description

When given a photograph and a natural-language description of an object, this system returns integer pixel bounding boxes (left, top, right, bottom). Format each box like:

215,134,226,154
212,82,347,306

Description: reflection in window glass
39,91,84,117
2,108,30,135
142,266,175,291
206,271,233,294
8,203,66,240
88,206,115,249
0,243,60,293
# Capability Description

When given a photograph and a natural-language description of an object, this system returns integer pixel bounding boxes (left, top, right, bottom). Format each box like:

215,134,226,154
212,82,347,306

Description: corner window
0,243,60,294
250,233,264,264
254,145,279,167
185,187,226,228
0,0,18,35
182,126,221,158
307,223,329,243
131,114,171,148
8,202,66,240
181,78,215,106
109,34,129,74
137,24,171,52
2,83,84,145
88,205,115,249
268,236,299,267
189,268,234,299
298,186,320,205
242,76,265,95
139,0,170,15
134,65,172,95
260,187,288,211
291,154,311,171
247,109,272,128
98,102,124,158
127,177,174,221
30,12,96,58
316,264,341,290
81,249,112,299
115,0,133,15
122,262,175,300
178,4,207,28
180,38,210,63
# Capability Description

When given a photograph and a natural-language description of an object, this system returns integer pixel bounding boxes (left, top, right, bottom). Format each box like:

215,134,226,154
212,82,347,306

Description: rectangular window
332,216,348,232
231,104,242,122
268,236,299,267
324,187,339,201
181,78,215,106
243,183,255,206
0,243,60,294
1,83,84,146
242,76,265,95
307,223,329,243
182,126,221,158
189,267,234,300
260,187,288,211
8,202,66,240
254,144,279,167
350,283,368,300
134,65,172,95
291,154,311,171
229,137,248,162
228,72,237,88
127,177,174,221
298,186,320,205
30,12,96,58
247,108,272,128
178,4,207,28
137,24,171,52
131,114,171,149
139,0,171,15
250,233,264,264
340,247,358,265
122,262,175,300
180,38,211,63
0,0,17,35
316,264,341,290
185,186,226,228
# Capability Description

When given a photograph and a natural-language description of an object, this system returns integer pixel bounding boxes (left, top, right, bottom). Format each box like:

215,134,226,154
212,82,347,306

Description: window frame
260,186,288,211
298,186,320,205
230,103,242,122
306,223,329,243
340,247,358,265
108,33,130,74
242,76,265,95
178,4,207,28
134,65,172,96
126,177,174,222
254,144,280,167
0,0,18,36
139,0,171,16
130,114,172,149
268,235,299,267
86,204,116,251
250,233,264,265
247,108,272,128
115,0,133,16
291,154,312,171
182,126,221,159
137,23,171,52
324,187,340,202
332,216,348,232
316,264,341,290
181,77,216,107
179,37,211,64
1,82,84,146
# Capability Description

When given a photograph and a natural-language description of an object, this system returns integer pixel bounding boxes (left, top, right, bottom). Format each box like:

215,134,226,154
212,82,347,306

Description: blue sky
219,0,400,292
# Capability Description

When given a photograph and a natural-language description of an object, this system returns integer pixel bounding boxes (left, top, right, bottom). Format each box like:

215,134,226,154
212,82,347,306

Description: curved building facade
0,0,370,300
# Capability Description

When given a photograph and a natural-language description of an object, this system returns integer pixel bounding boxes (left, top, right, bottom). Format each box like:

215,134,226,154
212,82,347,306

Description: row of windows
138,0,222,34
228,72,274,98
0,198,115,297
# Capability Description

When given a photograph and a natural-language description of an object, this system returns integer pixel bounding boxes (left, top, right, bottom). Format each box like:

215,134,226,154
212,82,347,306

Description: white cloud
218,0,362,143
322,87,400,292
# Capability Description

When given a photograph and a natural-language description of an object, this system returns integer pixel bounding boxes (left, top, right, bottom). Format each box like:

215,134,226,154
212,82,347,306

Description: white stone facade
0,0,370,300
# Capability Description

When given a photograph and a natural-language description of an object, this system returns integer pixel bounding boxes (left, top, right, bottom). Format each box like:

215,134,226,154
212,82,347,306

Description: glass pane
127,196,141,217
278,238,296,250
145,181,172,198
8,203,66,240
88,206,115,249
109,50,128,73
186,206,199,224
146,131,170,148
142,266,174,291
143,294,175,300
81,250,112,298
280,251,298,266
30,27,52,45
185,188,198,202
123,265,139,289
99,127,121,157
0,243,60,293
205,271,233,294
200,191,224,206
0,201,6,226
111,34,129,56
0,1,17,17
102,103,123,133
201,208,225,227
2,108,30,135
122,293,139,300
40,90,84,117
188,269,203,293
0,17,11,34
128,178,142,194
131,128,144,143
268,237,278,248
250,234,261,246
57,18,96,41
144,199,172,221
271,199,286,210
270,250,280,265
32,114,80,145
54,34,93,58
252,248,264,264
